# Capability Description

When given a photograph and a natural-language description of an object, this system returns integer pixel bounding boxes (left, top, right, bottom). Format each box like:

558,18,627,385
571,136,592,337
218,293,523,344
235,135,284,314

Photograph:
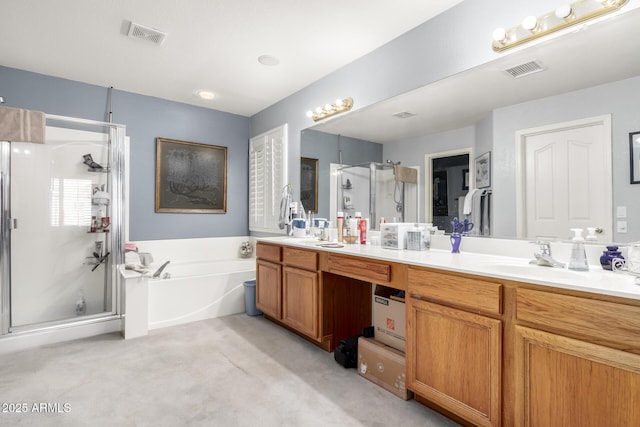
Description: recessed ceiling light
258,55,280,66
196,90,215,100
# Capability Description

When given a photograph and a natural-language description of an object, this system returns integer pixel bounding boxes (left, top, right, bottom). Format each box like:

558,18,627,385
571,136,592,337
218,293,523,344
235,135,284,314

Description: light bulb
306,110,313,118
335,98,344,107
315,107,323,114
492,27,507,42
522,16,539,31
324,103,332,111
555,5,573,19
196,90,215,100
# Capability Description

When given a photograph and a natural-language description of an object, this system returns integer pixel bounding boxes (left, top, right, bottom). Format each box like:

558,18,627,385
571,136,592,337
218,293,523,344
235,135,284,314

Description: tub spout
152,261,170,279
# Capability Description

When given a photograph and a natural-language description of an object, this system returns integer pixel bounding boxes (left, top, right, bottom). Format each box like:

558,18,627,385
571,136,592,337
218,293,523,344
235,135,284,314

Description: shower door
2,117,125,332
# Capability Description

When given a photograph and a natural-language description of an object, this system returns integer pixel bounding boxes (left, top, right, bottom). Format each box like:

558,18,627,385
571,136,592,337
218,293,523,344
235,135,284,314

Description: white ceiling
0,0,462,117
311,5,640,142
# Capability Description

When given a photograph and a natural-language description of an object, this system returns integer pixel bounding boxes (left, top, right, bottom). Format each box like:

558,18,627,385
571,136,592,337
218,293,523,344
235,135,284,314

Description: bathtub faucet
152,261,170,279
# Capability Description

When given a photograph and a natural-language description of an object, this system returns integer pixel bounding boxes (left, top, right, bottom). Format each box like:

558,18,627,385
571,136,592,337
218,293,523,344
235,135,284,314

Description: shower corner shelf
88,167,110,173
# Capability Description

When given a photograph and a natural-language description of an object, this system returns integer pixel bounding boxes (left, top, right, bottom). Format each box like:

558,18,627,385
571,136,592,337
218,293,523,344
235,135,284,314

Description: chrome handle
10,218,17,230
595,227,604,234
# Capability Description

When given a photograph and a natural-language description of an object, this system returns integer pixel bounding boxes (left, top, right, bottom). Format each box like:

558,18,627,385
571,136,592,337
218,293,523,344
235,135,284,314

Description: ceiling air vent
504,61,545,78
127,22,167,46
392,111,416,119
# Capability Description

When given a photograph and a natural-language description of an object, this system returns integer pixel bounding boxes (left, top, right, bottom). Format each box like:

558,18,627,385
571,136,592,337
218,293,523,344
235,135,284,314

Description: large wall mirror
301,6,640,243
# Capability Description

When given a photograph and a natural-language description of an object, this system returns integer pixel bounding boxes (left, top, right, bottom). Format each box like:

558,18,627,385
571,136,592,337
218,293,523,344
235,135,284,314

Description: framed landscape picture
155,137,227,213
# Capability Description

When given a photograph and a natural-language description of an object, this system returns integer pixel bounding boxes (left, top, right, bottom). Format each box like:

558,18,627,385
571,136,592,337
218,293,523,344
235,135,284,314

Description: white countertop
258,236,640,301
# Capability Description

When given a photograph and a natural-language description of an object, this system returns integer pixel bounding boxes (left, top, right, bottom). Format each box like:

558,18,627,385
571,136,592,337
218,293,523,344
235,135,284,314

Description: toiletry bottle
568,228,589,271
355,212,362,244
359,217,367,244
337,212,344,242
76,291,86,316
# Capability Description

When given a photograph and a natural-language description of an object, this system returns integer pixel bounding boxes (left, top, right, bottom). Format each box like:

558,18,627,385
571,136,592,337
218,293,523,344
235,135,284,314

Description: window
249,124,288,233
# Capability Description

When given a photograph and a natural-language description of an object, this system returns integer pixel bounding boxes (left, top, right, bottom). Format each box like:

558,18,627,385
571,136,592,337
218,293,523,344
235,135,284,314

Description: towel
393,165,417,183
463,189,479,215
468,189,486,235
0,106,45,143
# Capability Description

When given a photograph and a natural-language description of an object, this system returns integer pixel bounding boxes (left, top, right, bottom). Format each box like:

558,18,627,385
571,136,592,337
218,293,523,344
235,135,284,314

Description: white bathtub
147,258,256,330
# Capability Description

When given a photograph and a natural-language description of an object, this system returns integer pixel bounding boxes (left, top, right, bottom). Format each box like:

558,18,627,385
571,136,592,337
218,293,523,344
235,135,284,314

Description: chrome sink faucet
530,241,565,268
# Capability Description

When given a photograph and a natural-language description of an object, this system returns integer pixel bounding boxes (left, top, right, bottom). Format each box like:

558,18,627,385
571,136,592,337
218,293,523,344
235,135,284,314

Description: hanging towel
0,106,45,143
469,189,485,235
393,165,417,183
481,192,491,236
463,189,479,215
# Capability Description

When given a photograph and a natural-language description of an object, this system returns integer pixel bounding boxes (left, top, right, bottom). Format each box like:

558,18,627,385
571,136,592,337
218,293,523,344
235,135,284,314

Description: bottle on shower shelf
75,291,86,316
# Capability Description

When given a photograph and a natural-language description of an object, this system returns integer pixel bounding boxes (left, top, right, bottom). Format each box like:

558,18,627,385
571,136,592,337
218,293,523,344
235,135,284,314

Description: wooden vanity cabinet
256,259,282,319
407,267,503,427
281,247,319,340
256,243,374,351
255,243,282,319
514,288,640,427
256,243,323,342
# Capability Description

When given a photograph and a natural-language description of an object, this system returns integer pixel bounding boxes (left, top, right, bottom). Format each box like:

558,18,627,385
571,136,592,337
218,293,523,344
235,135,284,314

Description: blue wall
0,66,249,240
301,129,383,219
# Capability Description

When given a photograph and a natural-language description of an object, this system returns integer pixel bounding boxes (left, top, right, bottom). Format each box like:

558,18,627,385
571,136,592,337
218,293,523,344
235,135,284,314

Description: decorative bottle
600,245,624,271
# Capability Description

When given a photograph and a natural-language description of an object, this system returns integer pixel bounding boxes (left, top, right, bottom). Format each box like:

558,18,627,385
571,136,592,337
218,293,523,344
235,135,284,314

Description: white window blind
249,124,287,233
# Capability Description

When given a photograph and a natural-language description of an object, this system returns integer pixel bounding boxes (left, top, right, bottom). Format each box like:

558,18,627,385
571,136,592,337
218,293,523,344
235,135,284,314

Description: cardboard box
373,285,406,352
357,337,412,400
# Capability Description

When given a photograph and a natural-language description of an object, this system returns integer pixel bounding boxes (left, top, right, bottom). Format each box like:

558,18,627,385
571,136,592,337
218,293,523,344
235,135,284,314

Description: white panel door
521,118,611,240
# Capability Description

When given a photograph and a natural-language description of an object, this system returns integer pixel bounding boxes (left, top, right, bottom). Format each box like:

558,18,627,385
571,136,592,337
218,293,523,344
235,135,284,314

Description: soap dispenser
568,228,589,271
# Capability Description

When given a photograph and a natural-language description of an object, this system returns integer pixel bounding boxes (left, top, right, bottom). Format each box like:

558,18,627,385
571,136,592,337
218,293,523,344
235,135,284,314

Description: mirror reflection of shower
330,161,419,229
386,160,404,221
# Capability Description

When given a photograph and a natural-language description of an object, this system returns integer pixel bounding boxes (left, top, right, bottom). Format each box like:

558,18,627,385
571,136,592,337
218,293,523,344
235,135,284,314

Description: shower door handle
9,218,17,230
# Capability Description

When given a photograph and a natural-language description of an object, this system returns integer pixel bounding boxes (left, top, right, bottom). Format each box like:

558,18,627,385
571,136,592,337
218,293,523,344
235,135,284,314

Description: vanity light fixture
492,0,628,52
306,97,353,122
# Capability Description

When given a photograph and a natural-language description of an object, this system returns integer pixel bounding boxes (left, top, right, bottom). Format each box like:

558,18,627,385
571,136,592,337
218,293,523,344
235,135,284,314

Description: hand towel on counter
0,106,45,143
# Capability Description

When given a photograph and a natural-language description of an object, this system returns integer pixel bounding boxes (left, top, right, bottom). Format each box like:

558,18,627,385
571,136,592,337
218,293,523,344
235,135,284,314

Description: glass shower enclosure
1,115,125,335
333,162,419,229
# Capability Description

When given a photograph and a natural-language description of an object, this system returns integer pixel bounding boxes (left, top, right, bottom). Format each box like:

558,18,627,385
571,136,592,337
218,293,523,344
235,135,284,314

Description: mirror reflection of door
425,150,470,231
516,115,612,240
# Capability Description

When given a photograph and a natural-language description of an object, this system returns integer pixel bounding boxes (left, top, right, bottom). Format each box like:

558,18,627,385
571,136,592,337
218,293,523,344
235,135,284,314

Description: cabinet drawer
256,243,282,263
327,254,391,283
408,267,502,316
283,247,318,271
516,288,640,350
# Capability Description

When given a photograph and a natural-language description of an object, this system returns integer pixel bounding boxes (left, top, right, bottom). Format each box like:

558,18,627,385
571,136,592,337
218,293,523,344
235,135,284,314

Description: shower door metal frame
0,115,126,335
1,141,11,335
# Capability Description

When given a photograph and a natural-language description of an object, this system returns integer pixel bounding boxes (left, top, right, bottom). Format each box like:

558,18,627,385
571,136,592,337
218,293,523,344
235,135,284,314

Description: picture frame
155,137,227,213
475,151,491,188
462,168,469,190
300,157,318,213
630,131,640,184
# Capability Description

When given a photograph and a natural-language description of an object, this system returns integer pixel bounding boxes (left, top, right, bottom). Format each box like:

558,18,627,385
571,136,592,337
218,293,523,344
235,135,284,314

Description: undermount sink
482,262,586,280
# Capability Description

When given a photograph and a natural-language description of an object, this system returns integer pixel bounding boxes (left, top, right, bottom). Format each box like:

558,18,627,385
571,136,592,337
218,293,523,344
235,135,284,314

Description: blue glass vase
600,245,624,271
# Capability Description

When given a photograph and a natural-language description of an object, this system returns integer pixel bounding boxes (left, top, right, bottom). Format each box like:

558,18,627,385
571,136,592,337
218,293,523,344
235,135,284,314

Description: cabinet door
282,266,319,340
256,260,281,319
407,298,502,427
515,326,640,427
